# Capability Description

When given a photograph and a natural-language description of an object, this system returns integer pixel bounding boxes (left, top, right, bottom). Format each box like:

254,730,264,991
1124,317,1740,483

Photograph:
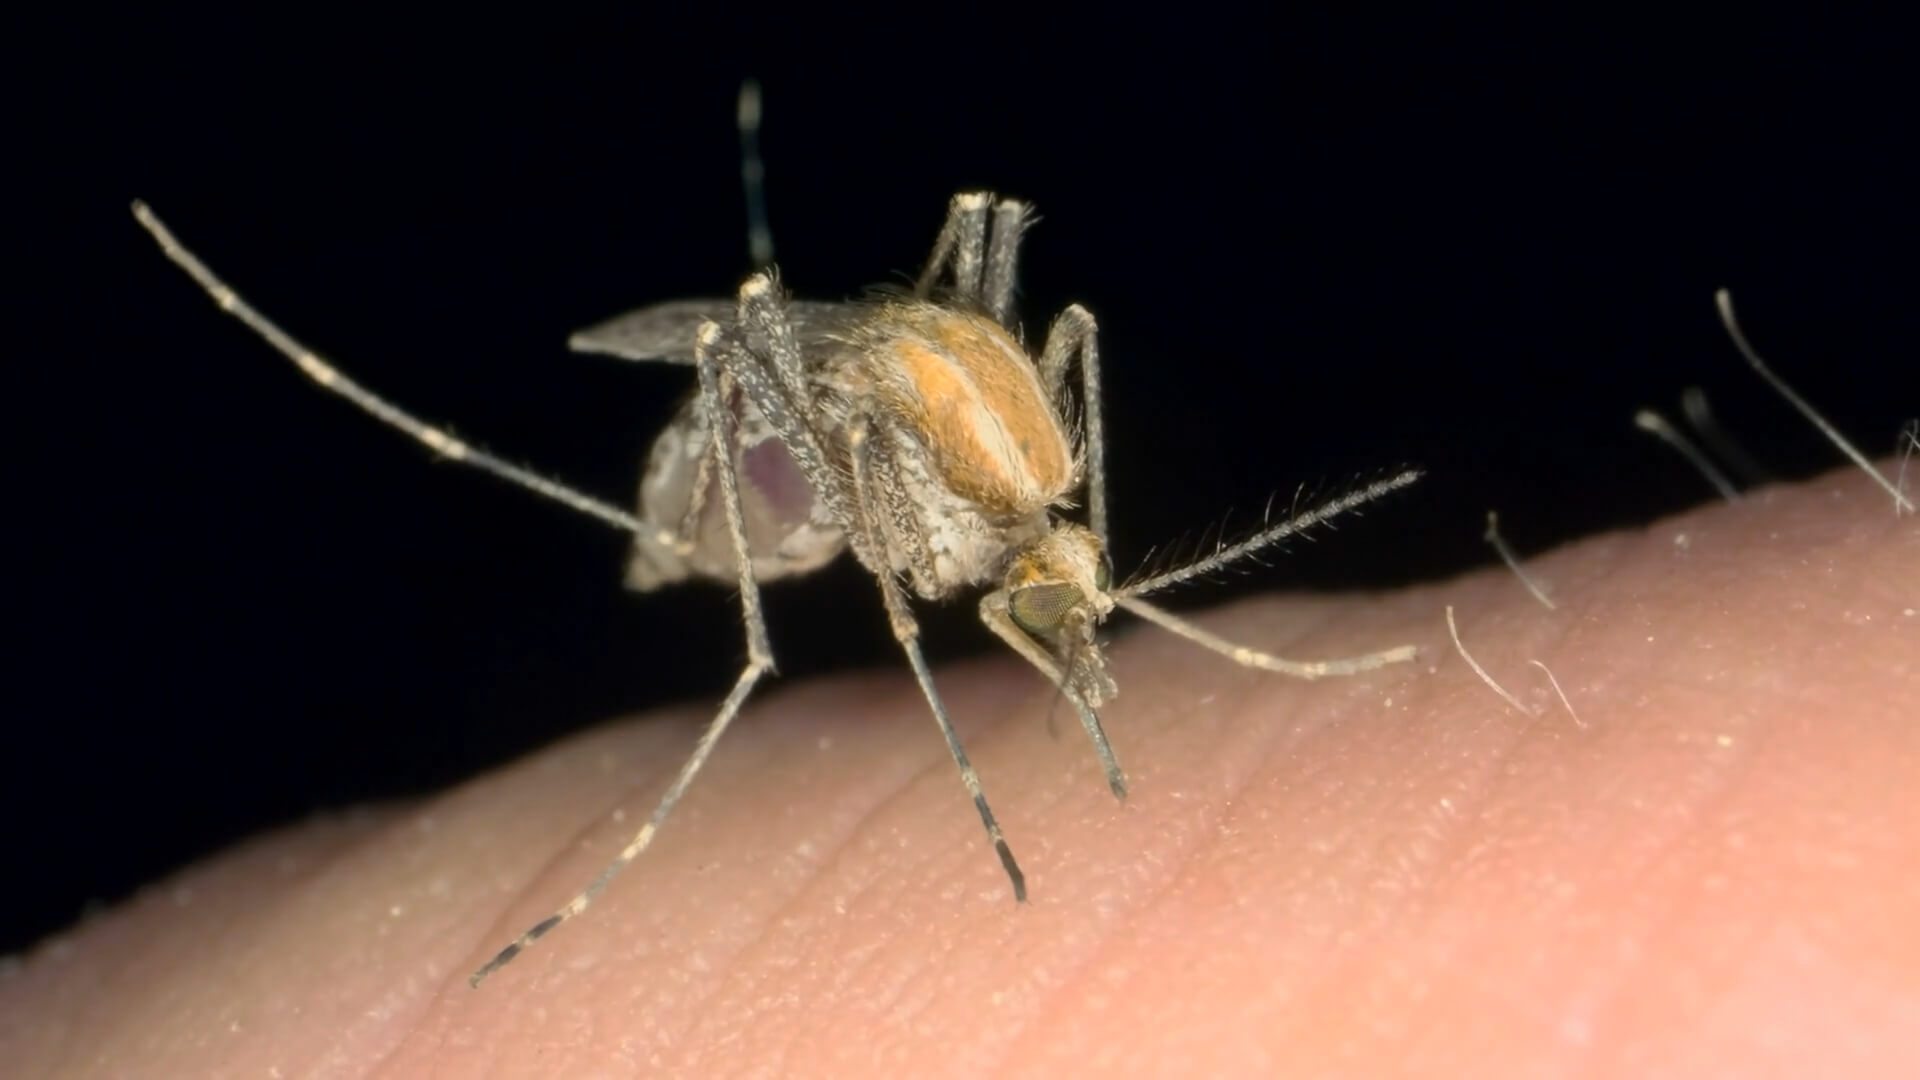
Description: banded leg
847,415,1027,901
469,320,777,986
130,202,690,564
1036,303,1108,546
133,200,691,553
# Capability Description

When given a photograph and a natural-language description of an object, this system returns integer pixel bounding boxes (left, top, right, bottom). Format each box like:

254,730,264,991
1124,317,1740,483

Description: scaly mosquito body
131,86,1421,990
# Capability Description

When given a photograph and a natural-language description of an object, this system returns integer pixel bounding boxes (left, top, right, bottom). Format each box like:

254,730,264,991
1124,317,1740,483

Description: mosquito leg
1116,595,1416,679
979,592,1129,801
913,191,991,303
130,201,687,563
981,197,1031,326
847,415,1026,901
675,424,718,544
1036,303,1108,546
735,271,815,420
469,321,778,987
722,275,857,527
864,435,941,588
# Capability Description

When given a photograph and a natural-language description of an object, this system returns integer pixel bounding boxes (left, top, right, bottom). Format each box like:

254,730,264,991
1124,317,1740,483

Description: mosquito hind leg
130,201,689,568
469,320,778,987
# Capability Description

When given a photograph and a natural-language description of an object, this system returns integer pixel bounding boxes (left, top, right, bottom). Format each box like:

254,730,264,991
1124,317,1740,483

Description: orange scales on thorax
866,302,1075,518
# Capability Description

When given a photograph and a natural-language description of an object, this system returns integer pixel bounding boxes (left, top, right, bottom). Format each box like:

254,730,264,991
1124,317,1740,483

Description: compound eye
1009,582,1083,635
1094,552,1114,592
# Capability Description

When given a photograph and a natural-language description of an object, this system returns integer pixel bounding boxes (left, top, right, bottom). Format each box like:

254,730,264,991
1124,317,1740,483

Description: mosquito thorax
852,302,1076,519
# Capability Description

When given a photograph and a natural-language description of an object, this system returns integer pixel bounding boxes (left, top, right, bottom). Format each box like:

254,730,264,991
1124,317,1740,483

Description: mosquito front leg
468,320,778,987
1036,303,1108,545
979,592,1128,801
846,415,1027,901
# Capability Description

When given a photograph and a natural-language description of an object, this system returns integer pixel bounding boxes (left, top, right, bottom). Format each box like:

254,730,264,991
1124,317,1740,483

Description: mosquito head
1003,522,1119,706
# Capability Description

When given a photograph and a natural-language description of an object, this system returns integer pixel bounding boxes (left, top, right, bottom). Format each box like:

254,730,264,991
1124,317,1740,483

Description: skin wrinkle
462,773,665,979
1285,748,1634,1065
668,714,957,1052
1343,700,1509,947
1351,707,1502,907
29,823,353,1079
671,661,1053,1066
1601,821,1756,1063
1240,469,1887,1070
1620,720,1856,1053
985,705,1245,1065
414,735,704,1058
710,654,1178,1071
450,711,714,984
774,690,952,869
1023,634,1422,1068
1563,745,1750,1028
1000,686,1333,1069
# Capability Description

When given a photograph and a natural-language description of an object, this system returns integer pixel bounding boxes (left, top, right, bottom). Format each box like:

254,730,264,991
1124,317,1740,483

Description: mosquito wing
569,298,862,364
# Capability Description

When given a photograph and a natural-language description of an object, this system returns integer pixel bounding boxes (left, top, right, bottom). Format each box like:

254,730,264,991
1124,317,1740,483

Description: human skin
4,463,1915,1078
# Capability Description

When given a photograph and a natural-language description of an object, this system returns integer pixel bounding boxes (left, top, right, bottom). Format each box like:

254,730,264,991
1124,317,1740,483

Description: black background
12,14,1912,953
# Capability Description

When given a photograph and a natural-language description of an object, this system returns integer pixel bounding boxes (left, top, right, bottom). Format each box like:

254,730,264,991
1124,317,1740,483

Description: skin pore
4,462,1914,1077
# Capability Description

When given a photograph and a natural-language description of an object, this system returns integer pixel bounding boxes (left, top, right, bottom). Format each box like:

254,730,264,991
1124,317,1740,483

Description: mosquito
131,85,1422,989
